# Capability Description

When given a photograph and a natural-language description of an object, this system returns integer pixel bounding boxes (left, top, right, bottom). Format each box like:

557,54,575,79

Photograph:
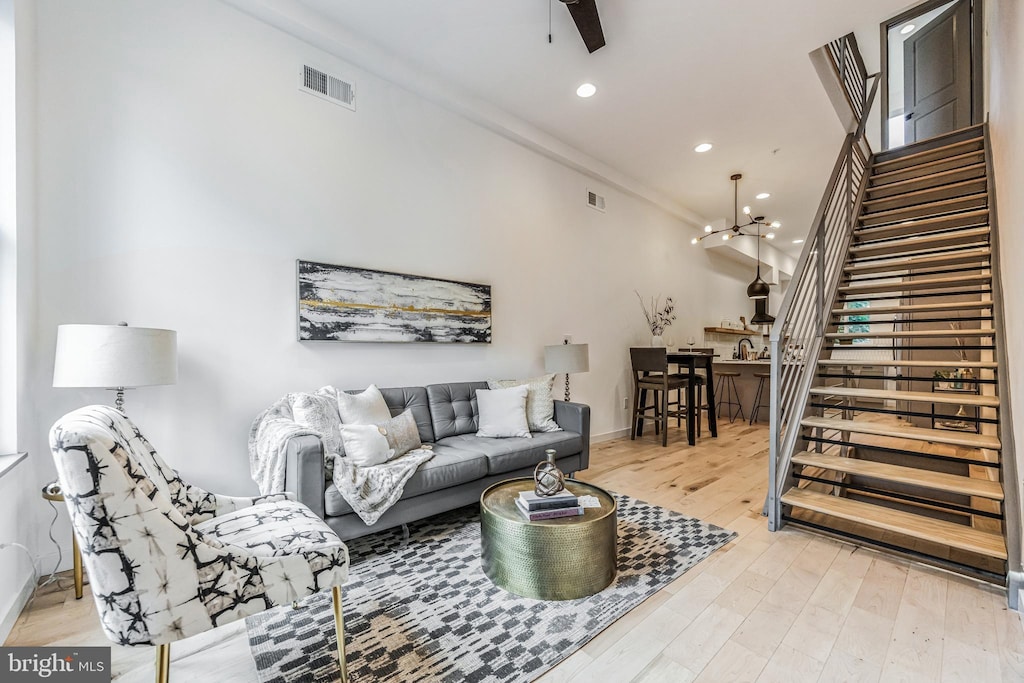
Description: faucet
737,338,755,361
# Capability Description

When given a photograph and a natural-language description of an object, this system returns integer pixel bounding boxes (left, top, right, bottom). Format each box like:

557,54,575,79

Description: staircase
769,34,1019,592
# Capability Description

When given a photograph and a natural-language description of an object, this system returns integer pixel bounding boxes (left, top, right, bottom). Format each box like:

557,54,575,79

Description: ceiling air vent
299,64,356,111
587,189,606,212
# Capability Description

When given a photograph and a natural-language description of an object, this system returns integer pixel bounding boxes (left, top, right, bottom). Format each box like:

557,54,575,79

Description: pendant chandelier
691,173,778,301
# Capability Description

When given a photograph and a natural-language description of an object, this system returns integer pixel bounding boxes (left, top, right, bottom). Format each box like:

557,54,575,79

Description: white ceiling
241,0,915,252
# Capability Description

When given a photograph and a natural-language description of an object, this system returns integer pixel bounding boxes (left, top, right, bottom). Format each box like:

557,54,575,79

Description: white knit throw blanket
249,394,434,526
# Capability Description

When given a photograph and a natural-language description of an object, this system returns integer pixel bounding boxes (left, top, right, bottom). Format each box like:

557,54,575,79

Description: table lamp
53,322,178,411
544,342,589,402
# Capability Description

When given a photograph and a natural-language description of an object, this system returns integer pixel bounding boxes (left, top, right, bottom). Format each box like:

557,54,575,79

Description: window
838,300,871,344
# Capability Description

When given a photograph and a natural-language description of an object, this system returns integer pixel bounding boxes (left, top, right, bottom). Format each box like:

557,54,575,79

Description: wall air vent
587,189,606,212
299,64,356,111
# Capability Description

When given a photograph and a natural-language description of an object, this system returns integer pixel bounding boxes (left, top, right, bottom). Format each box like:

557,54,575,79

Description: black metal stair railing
767,34,879,530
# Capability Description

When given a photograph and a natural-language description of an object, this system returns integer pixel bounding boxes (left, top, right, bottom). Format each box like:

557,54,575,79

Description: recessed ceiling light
576,83,596,98
694,143,713,153
756,192,771,199
900,24,916,35
770,221,781,228
793,239,804,244
704,225,713,233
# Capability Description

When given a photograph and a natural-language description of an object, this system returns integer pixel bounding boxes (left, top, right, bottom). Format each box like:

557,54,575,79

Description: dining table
635,350,718,446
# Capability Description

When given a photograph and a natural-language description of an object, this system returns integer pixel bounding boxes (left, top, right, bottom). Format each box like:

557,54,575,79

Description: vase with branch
949,320,971,388
940,318,976,430
635,291,677,347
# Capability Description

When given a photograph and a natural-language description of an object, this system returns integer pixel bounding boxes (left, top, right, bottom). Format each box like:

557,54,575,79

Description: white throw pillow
476,386,532,439
338,424,395,466
487,374,562,433
337,384,392,425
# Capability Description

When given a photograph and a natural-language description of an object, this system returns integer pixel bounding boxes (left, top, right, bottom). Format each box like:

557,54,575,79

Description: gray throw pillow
378,409,423,459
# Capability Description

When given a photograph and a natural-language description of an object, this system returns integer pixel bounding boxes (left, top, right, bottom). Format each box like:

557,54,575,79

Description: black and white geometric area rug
246,494,735,683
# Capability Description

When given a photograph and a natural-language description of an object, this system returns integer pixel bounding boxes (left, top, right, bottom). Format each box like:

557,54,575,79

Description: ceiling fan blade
564,0,605,53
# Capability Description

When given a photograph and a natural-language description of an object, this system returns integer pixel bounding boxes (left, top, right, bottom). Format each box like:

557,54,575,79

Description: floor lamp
48,322,177,599
544,342,590,402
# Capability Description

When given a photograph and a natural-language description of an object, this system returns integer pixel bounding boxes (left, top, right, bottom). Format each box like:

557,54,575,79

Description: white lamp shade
544,343,590,374
53,324,178,388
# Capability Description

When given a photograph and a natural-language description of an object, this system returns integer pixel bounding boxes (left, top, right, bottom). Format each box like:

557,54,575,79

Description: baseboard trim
0,569,35,644
592,428,630,444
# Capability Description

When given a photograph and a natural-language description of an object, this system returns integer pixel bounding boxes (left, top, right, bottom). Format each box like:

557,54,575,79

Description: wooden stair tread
844,248,991,274
854,209,988,237
832,300,992,316
848,243,991,266
853,225,989,246
860,193,988,222
872,128,985,168
867,163,987,193
850,227,990,254
862,178,987,207
791,452,1004,500
826,329,994,339
819,358,997,369
808,385,999,407
781,488,1007,559
838,273,991,295
800,416,1001,450
870,151,986,185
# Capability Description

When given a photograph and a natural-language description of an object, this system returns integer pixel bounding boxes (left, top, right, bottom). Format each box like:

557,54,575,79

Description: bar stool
715,371,745,423
630,347,688,447
750,372,770,425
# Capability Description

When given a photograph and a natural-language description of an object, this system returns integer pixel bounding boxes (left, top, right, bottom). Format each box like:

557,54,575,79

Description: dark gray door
903,0,972,143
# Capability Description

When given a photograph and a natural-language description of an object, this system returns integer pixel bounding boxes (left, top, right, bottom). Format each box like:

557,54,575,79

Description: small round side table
480,478,617,601
41,483,85,600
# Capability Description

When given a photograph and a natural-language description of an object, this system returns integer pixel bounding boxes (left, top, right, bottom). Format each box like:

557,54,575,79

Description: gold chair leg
332,586,349,683
72,534,84,600
155,643,170,683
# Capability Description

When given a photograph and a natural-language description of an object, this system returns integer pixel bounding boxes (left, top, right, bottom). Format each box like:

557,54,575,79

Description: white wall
26,0,753,567
987,0,1024,576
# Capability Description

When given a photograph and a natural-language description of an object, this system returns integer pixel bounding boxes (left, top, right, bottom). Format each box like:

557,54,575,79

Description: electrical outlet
622,397,629,409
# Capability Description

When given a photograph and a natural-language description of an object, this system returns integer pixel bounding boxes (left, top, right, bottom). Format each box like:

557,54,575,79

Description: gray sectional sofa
283,381,591,540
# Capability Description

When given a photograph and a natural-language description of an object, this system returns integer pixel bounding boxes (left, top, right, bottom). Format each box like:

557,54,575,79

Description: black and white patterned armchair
49,405,350,683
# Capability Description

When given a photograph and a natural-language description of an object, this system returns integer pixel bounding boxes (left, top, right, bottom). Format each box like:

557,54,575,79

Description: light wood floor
7,420,1024,682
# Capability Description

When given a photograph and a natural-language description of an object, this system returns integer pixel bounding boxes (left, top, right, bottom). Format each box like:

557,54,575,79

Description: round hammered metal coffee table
480,478,617,600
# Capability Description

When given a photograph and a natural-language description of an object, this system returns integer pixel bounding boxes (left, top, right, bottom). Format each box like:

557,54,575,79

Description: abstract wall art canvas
297,260,492,343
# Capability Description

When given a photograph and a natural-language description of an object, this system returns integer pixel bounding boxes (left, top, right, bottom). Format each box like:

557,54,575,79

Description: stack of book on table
515,489,583,521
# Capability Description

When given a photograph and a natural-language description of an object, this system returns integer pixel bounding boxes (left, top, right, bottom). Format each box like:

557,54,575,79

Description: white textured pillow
487,374,561,433
337,384,392,425
476,386,532,439
290,390,344,466
338,424,394,466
